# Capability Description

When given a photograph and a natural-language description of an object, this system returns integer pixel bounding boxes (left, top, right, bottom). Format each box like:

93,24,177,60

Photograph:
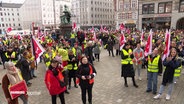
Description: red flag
93,32,97,41
126,28,131,34
17,33,22,40
72,22,77,31
32,36,45,64
6,27,12,33
120,32,126,50
90,26,94,33
140,30,144,42
120,23,125,31
144,29,153,56
100,25,103,32
162,29,171,61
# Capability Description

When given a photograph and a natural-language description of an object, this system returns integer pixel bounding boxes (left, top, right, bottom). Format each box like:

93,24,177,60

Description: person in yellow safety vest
146,48,163,94
5,46,18,65
43,47,56,68
72,43,82,65
70,32,76,47
121,43,138,88
173,56,184,83
67,50,78,89
154,48,180,100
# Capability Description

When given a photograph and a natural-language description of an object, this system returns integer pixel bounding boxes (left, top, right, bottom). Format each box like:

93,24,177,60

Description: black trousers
94,54,100,61
108,49,114,56
116,49,121,56
51,92,65,104
80,84,93,104
124,76,136,85
69,77,77,86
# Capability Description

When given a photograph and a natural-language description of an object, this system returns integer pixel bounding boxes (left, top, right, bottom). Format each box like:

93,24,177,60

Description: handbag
59,80,66,88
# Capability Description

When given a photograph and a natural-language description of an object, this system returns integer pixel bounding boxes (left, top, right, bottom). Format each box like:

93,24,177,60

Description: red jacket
44,69,66,95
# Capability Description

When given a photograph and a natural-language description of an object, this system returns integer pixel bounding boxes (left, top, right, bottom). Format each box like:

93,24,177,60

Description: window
179,0,184,12
1,18,3,22
142,4,155,14
0,24,1,27
17,13,19,16
4,13,6,16
158,2,172,13
12,13,14,16
165,2,172,13
8,13,10,16
158,3,165,13
13,24,15,26
18,24,21,26
2,24,4,27
9,24,11,27
13,18,15,21
6,24,8,27
0,13,2,16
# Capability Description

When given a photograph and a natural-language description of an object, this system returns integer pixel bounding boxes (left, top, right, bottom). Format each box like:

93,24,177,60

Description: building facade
0,2,22,34
138,0,184,30
71,0,115,29
20,0,71,30
115,0,138,29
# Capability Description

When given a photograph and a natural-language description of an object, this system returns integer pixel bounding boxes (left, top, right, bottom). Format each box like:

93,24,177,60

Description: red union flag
90,26,94,33
93,32,97,41
72,22,76,31
140,30,144,42
120,31,126,50
6,27,12,33
162,29,171,61
144,29,153,56
32,36,45,64
100,25,103,32
9,80,27,100
120,23,125,31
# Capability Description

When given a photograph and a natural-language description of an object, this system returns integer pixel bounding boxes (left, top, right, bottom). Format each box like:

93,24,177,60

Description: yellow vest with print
67,63,78,70
148,55,160,72
174,65,182,77
121,49,133,65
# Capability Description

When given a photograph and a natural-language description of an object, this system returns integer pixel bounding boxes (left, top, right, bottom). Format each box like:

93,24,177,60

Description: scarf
7,68,22,85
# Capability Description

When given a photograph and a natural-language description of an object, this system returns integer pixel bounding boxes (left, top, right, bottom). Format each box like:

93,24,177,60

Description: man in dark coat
107,37,115,57
84,41,95,65
20,51,32,86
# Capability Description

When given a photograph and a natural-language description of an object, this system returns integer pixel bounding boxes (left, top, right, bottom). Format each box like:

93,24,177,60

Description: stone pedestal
59,24,72,39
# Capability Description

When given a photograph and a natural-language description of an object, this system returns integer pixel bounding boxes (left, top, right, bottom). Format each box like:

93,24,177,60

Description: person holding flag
154,48,180,100
146,48,163,94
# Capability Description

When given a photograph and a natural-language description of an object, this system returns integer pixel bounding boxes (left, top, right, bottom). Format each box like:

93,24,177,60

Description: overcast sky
1,0,25,3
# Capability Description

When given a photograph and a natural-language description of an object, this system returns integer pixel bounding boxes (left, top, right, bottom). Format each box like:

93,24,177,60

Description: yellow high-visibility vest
121,49,133,64
174,65,182,77
148,55,160,72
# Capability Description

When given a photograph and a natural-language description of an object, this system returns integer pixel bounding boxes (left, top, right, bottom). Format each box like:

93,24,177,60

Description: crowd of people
1,28,184,104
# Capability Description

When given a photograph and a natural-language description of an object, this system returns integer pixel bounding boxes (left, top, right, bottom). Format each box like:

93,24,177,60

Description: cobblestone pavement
1,49,184,104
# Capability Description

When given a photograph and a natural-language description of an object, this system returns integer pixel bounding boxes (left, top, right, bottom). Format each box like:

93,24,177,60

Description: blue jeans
133,64,142,77
159,83,174,95
147,72,158,92
30,68,36,77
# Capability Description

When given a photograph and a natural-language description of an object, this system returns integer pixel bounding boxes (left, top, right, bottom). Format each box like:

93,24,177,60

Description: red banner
9,80,28,100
